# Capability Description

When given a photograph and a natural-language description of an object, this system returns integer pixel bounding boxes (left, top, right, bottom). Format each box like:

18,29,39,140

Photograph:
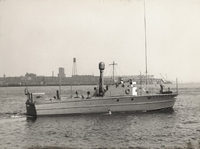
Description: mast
109,61,117,84
140,71,142,95
144,0,148,86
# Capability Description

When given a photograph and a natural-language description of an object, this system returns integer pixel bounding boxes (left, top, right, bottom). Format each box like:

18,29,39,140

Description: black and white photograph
0,0,200,148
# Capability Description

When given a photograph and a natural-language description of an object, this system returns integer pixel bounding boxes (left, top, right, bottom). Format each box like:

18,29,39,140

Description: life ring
125,89,130,94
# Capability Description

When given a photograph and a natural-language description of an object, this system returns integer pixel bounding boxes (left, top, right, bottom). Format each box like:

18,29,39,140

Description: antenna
144,0,148,86
140,71,142,95
72,58,77,76
109,61,117,84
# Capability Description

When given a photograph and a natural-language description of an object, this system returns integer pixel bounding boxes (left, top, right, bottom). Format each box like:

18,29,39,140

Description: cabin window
116,99,119,102
131,98,134,101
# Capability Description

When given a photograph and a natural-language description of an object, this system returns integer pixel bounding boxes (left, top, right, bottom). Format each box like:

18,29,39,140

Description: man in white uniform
131,81,137,96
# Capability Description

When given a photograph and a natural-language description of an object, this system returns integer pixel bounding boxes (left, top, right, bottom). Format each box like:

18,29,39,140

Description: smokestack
99,62,105,96
72,58,77,76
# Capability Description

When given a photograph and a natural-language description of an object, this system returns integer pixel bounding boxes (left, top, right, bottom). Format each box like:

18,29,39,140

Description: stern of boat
25,89,37,117
26,101,37,117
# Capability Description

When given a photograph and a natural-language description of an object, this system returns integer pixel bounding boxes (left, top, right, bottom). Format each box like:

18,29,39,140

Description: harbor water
0,84,200,149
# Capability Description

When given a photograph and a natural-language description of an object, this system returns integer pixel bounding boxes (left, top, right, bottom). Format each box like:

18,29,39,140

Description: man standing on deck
130,81,137,96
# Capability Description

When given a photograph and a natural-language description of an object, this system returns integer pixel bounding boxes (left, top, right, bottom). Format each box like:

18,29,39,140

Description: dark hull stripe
36,99,175,111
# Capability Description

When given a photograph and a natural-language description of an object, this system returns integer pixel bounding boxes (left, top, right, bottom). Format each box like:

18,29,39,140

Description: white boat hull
27,93,177,116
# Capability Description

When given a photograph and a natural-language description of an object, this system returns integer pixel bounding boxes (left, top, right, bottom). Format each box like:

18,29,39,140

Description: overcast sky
0,0,200,83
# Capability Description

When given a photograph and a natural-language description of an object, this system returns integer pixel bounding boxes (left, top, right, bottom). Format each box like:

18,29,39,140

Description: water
0,84,200,149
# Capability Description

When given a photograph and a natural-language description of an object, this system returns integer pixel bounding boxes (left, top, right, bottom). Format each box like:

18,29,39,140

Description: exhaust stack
99,62,105,96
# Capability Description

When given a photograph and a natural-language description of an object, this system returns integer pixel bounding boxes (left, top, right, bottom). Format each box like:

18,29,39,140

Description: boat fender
125,89,130,94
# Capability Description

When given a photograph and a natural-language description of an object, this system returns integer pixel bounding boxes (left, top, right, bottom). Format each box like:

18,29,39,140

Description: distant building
25,73,37,80
58,67,66,78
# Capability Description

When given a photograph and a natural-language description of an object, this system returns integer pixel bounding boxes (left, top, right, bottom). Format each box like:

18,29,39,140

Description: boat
25,62,178,117
25,0,178,117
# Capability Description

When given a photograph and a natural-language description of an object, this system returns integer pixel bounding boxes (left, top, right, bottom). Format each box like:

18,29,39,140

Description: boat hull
26,93,177,116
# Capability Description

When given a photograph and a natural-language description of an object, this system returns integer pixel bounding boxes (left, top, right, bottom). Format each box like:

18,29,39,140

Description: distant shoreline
0,84,99,88
1,82,198,88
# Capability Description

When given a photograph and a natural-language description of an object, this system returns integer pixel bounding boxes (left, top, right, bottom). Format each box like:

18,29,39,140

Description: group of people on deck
119,79,138,96
73,79,173,99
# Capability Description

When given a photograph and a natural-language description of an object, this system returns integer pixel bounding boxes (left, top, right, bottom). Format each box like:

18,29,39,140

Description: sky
0,0,200,83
